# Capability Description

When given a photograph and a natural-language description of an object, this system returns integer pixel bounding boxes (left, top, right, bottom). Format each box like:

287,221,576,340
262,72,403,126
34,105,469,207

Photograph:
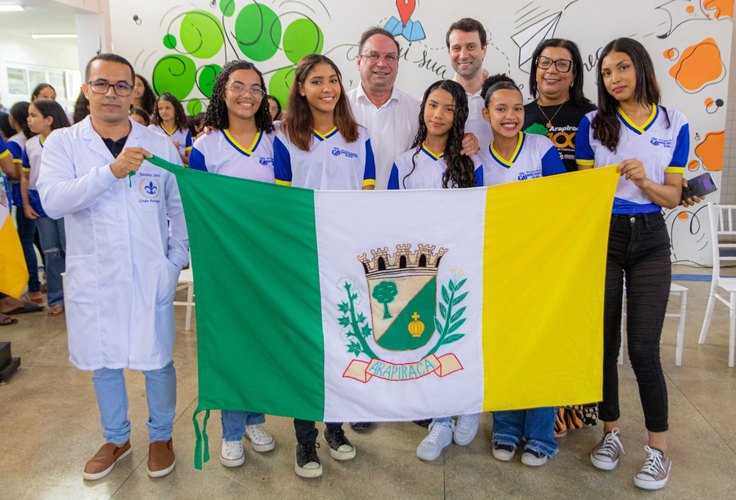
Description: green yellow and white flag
149,157,618,469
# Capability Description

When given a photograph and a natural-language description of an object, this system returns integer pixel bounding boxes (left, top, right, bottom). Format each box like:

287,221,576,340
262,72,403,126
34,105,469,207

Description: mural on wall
113,0,733,266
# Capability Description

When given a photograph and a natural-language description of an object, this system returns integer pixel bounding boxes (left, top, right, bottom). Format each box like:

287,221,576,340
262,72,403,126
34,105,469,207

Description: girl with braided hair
388,79,480,190
388,79,482,462
189,60,277,468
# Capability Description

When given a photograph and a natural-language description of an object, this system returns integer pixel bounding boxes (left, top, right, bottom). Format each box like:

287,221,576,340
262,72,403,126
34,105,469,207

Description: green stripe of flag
152,157,325,420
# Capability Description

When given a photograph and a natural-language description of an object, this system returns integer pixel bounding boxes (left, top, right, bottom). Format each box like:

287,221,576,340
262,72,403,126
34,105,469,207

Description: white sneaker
591,428,624,470
245,424,276,453
220,439,245,467
634,446,671,490
416,420,454,461
453,413,480,445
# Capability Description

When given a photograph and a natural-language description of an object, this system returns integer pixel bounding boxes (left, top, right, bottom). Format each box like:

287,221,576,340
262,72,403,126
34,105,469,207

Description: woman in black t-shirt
523,38,595,173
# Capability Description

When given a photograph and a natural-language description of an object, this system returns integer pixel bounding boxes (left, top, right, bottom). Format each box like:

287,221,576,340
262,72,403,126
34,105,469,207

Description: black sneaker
295,441,322,478
324,426,356,461
350,422,374,432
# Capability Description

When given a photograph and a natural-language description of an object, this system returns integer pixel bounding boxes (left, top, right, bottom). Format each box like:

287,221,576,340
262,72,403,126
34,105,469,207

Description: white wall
0,31,79,111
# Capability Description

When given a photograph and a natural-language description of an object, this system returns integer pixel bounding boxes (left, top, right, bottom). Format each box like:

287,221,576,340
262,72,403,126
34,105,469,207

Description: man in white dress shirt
347,28,420,191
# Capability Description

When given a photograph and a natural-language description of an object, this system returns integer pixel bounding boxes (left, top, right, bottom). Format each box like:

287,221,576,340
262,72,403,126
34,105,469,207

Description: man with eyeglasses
37,53,188,481
347,27,420,191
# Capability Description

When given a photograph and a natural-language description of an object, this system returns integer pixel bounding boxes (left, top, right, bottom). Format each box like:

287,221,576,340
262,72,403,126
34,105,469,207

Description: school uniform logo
259,156,274,166
650,137,673,148
137,173,162,203
331,147,358,159
340,244,465,383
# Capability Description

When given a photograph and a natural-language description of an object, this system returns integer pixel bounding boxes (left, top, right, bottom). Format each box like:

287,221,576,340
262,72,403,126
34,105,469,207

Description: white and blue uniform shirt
477,132,565,186
149,124,192,158
189,129,275,183
273,125,376,190
6,132,27,207
0,137,9,207
21,135,46,216
387,144,483,189
576,104,689,214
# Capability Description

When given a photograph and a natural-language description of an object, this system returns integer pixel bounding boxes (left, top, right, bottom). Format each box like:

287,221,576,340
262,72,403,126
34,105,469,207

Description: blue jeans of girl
35,215,65,306
221,411,266,441
492,407,558,457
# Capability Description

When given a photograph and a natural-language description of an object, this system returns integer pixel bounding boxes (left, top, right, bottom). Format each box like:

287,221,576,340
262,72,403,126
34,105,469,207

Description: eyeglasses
360,51,399,64
87,79,134,96
536,56,573,73
227,83,264,98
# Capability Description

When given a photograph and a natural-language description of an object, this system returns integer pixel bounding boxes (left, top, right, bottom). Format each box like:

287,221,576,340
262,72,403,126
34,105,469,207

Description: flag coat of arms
148,157,618,468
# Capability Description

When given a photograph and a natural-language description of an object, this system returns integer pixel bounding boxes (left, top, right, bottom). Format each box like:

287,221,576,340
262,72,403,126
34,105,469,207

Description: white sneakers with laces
453,413,480,445
245,424,276,452
416,419,454,461
591,429,671,490
220,439,245,467
634,446,671,490
590,428,624,470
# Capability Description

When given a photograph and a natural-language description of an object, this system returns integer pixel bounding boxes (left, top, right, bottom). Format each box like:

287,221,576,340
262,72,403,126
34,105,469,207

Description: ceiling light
0,5,24,12
31,34,78,39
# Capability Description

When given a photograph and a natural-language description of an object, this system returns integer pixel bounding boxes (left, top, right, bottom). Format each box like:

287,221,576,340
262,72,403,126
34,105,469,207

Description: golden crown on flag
358,243,447,278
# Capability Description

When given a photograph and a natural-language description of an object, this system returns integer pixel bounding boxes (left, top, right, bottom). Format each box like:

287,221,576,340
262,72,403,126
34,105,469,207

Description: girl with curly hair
151,93,191,165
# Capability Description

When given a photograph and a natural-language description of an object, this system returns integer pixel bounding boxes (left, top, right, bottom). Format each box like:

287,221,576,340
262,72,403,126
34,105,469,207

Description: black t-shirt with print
524,101,596,172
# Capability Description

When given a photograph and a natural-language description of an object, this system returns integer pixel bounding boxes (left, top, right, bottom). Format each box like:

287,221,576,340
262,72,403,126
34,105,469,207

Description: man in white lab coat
37,54,188,481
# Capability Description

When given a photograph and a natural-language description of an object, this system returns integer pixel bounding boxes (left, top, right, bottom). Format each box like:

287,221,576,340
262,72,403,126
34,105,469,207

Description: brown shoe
83,441,131,481
147,438,176,478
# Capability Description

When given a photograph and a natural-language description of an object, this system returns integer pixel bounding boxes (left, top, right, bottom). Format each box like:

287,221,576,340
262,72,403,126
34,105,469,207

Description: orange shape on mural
668,38,725,92
694,131,724,171
688,159,700,171
703,0,734,19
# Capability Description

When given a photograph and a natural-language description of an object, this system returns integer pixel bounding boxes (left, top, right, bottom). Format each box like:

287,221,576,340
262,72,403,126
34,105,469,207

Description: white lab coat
37,117,189,371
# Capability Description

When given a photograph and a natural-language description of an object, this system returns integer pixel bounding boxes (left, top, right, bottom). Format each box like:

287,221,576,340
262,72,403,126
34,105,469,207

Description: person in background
151,93,192,165
267,95,283,121
132,74,157,115
31,83,56,101
73,90,90,124
130,107,151,126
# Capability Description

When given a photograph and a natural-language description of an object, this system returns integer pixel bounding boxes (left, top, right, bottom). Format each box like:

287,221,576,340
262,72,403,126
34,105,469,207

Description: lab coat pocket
156,257,181,305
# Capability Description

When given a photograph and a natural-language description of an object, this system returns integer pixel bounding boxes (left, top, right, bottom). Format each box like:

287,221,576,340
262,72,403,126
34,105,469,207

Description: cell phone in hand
682,172,717,201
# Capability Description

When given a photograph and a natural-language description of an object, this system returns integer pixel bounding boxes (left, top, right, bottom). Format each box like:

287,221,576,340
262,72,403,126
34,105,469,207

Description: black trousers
599,212,670,433
294,420,343,444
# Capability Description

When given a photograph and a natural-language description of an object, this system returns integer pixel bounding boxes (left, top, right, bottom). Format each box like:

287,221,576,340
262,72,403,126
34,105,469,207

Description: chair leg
185,283,194,332
699,291,717,344
675,290,687,367
729,293,735,368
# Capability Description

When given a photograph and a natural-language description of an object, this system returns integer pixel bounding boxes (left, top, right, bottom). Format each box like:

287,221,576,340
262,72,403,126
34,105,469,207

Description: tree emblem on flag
340,244,466,383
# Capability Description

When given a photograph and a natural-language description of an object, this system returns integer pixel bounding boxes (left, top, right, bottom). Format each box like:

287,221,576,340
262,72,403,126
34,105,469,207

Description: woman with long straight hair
576,37,688,491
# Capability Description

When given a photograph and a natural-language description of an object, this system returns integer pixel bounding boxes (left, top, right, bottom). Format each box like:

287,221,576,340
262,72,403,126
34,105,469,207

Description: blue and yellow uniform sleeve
387,164,400,190
0,136,9,160
541,146,566,177
362,139,376,188
665,123,689,174
7,140,23,164
475,165,484,186
21,148,31,173
184,131,193,153
575,116,595,168
188,146,208,172
273,137,292,186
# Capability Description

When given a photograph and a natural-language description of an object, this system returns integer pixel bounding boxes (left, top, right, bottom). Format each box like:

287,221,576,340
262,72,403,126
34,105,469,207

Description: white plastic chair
173,267,195,332
698,203,736,367
619,283,688,366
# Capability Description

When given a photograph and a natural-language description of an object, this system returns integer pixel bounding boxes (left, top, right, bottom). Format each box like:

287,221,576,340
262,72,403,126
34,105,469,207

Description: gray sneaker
634,446,671,490
590,428,624,470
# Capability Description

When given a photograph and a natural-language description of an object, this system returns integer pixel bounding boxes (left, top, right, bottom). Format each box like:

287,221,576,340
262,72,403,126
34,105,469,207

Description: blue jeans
35,216,65,306
92,362,176,445
492,407,558,457
221,411,266,441
14,209,40,293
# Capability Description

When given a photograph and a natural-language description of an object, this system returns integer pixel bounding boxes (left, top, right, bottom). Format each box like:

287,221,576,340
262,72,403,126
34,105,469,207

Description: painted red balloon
396,0,416,26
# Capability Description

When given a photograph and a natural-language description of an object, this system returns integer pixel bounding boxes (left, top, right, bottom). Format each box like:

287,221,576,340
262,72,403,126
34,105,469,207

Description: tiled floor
1,265,735,499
